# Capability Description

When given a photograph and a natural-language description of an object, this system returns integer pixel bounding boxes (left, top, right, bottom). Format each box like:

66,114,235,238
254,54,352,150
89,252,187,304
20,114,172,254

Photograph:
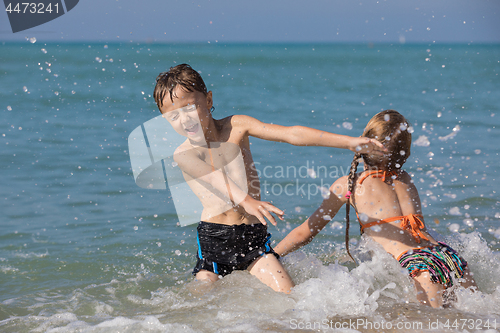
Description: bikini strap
359,215,403,232
359,214,429,244
399,214,428,243
357,170,399,184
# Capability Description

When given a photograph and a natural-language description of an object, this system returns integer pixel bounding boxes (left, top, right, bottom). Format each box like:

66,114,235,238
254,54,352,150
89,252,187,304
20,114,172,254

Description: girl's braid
345,153,360,264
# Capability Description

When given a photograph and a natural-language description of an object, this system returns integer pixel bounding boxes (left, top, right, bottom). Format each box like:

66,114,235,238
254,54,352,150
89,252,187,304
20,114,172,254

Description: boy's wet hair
153,64,208,110
344,110,412,264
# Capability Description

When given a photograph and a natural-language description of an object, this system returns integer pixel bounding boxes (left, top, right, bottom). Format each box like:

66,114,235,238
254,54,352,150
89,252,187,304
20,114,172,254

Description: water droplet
307,168,317,179
413,135,430,147
133,226,139,231
7,106,12,111
331,221,343,230
463,219,474,228
342,122,353,130
449,207,461,216
384,114,390,121
448,223,460,232
29,37,36,43
359,213,369,222
322,214,331,221
320,186,330,199
371,225,382,232
41,48,47,54
494,229,500,239
175,250,181,256
295,206,302,213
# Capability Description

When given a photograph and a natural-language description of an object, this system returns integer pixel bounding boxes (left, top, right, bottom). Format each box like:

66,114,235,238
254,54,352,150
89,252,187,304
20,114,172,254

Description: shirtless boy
153,64,385,293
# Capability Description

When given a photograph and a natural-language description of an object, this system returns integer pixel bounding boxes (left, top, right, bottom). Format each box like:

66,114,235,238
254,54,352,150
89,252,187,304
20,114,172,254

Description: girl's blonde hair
344,110,412,263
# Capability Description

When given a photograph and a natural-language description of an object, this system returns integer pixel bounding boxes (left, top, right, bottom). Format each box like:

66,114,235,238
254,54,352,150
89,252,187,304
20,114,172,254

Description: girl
274,110,476,307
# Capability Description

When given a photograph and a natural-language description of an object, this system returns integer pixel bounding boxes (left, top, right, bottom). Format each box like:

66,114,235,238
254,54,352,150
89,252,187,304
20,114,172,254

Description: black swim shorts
193,221,279,276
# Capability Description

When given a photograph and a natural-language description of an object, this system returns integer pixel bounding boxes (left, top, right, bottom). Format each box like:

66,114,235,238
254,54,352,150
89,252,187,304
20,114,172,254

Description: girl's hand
349,137,387,155
240,195,284,226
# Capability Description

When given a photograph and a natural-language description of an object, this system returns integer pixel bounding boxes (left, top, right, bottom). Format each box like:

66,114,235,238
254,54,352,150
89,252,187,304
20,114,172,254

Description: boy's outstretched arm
274,176,348,256
233,115,386,155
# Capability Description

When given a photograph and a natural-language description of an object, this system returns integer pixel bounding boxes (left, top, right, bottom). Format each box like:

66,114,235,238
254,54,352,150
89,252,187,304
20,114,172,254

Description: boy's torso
180,116,262,225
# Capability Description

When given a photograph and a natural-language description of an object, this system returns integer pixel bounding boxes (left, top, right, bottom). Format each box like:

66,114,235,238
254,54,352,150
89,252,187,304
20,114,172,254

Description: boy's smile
159,87,214,143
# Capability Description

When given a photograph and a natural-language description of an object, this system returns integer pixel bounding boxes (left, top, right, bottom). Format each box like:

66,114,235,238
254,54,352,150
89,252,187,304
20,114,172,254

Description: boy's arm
232,115,386,155
274,176,348,256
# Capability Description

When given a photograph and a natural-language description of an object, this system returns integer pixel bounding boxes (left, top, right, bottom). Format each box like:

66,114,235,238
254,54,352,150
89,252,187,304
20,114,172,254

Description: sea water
0,41,499,332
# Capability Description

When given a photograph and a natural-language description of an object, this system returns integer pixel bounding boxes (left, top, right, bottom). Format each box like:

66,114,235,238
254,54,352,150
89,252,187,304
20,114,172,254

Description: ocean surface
1,41,499,332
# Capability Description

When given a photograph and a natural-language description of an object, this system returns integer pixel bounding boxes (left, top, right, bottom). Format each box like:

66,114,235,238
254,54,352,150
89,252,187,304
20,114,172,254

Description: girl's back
351,169,438,258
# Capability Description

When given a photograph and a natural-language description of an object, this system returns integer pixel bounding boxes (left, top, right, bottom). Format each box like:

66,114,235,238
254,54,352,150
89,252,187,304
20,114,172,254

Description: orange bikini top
359,214,429,243
357,169,399,184
356,169,429,244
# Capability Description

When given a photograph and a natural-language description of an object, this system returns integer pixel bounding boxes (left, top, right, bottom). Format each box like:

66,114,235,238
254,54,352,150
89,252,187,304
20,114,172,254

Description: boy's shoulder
173,139,200,163
222,114,257,127
218,114,261,134
174,139,192,154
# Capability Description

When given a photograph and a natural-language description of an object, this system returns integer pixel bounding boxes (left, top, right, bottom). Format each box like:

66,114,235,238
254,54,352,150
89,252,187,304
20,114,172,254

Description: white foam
3,232,499,333
284,238,415,322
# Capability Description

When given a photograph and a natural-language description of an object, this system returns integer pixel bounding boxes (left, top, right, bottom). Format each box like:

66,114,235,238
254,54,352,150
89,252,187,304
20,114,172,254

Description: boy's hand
349,137,387,155
240,196,284,226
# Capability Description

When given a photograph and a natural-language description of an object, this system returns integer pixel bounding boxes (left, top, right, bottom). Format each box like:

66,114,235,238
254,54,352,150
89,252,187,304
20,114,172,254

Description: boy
153,64,385,293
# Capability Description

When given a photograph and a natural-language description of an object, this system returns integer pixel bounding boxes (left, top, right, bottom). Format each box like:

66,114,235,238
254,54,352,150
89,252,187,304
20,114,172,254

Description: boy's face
159,87,213,143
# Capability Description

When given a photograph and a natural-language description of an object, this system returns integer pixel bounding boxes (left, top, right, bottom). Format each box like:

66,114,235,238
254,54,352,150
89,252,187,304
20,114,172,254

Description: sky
0,0,499,43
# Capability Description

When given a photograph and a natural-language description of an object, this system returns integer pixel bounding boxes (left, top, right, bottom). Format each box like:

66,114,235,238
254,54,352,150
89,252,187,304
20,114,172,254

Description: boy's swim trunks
193,221,279,276
397,241,468,288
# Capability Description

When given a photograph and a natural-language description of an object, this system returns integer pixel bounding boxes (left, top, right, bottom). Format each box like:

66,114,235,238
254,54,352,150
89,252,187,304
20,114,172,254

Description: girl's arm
274,176,349,256
232,115,386,155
